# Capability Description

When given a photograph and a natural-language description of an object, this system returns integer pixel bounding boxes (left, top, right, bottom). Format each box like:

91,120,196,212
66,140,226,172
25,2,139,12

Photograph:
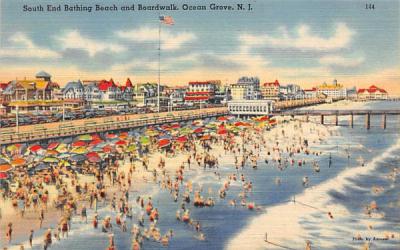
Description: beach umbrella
119,132,129,139
159,138,171,148
46,150,59,156
0,156,10,164
171,123,180,129
200,135,211,141
47,142,59,150
0,172,9,180
102,145,113,153
6,144,22,152
115,140,127,146
72,140,86,147
140,136,150,146
59,160,71,167
179,127,192,136
89,139,103,146
56,143,68,153
11,158,26,167
106,133,117,139
127,144,137,152
43,157,59,163
176,136,188,143
87,152,101,163
70,147,88,154
58,153,71,159
62,137,73,144
71,154,87,162
35,163,50,171
86,152,100,158
29,144,42,152
193,127,203,134
217,116,228,121
78,134,93,141
0,164,12,172
217,127,227,135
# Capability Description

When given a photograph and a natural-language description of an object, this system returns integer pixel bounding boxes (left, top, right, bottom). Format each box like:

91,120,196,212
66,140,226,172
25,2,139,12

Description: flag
159,15,174,25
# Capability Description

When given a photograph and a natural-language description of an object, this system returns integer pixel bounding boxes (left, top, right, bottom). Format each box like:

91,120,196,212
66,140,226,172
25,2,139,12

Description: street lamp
16,105,19,133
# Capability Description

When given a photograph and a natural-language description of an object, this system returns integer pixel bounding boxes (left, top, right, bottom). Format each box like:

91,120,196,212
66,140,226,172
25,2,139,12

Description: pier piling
381,113,387,129
349,114,354,128
320,115,324,125
365,113,371,130
335,114,339,126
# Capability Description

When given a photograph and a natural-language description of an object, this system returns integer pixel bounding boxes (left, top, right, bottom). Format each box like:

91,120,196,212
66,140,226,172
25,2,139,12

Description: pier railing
0,107,228,145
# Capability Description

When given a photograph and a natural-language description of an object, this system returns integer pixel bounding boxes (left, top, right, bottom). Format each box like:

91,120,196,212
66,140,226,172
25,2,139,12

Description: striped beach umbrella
0,164,12,172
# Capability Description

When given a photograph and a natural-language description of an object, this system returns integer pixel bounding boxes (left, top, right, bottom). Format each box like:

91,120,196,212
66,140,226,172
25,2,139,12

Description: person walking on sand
29,230,34,248
6,222,12,243
305,240,312,250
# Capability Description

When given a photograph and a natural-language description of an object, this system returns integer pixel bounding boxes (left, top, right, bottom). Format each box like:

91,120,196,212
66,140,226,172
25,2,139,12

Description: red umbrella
194,128,203,134
0,172,9,179
258,116,269,121
72,141,86,147
47,142,59,150
269,119,277,125
159,138,171,148
161,125,170,130
12,158,26,167
103,145,113,153
86,152,100,158
92,134,101,140
171,123,180,129
106,133,117,139
218,128,227,135
116,140,127,146
30,144,42,152
234,121,244,127
89,139,103,146
176,136,188,143
217,116,228,121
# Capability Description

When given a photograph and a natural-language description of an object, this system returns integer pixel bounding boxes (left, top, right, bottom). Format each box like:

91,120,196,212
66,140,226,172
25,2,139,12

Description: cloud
239,23,355,51
116,27,196,50
0,32,60,58
56,30,126,57
319,55,365,67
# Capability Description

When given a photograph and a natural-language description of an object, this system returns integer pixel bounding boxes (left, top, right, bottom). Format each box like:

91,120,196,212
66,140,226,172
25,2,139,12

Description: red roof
304,87,317,92
126,78,133,88
0,83,9,90
98,79,116,91
263,80,280,87
357,85,387,94
184,96,209,101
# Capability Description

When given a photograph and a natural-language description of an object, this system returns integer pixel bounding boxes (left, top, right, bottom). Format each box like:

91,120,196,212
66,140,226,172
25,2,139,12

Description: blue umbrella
35,163,50,171
71,154,87,162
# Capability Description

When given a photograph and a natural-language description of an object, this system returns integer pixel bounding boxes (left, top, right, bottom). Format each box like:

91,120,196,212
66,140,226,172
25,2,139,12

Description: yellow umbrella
70,147,88,154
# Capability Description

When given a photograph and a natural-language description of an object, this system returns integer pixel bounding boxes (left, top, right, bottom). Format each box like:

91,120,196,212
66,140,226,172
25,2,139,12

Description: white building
228,100,274,115
230,76,260,100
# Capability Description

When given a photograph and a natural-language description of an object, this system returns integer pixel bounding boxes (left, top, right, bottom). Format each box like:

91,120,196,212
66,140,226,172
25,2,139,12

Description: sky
0,0,399,94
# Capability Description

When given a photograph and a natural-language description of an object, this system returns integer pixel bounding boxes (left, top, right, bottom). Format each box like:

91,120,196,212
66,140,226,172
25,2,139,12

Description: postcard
0,0,399,249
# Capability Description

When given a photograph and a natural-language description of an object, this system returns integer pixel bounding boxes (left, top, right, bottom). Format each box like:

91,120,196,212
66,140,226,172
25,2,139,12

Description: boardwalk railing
0,107,228,145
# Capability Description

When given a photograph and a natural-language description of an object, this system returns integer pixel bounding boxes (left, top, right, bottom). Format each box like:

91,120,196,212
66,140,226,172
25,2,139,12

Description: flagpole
158,16,161,113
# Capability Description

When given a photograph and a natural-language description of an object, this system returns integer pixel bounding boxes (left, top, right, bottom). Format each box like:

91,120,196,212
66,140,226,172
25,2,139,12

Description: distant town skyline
0,0,399,94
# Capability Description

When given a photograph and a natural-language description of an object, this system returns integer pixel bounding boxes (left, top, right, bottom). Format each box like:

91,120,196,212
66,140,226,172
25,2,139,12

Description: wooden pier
0,107,228,145
276,109,400,129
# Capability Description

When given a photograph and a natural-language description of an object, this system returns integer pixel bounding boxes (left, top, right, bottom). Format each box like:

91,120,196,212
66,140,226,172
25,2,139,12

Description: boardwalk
0,107,228,145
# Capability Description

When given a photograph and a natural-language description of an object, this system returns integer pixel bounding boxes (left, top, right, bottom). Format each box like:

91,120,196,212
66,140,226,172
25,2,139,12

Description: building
228,100,274,116
120,78,134,102
304,88,318,99
261,80,280,99
83,82,101,104
357,85,388,100
317,79,347,99
184,80,220,104
166,86,187,107
1,71,61,113
63,80,85,100
230,76,260,100
346,86,358,100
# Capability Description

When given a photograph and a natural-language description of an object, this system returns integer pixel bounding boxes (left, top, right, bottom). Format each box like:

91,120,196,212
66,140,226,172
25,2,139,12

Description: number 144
365,3,375,9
